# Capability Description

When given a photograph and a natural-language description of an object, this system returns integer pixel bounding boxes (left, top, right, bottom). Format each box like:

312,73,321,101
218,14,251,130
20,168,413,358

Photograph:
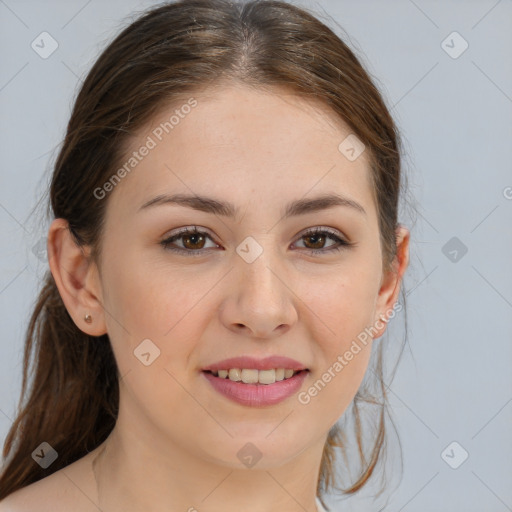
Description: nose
219,247,298,339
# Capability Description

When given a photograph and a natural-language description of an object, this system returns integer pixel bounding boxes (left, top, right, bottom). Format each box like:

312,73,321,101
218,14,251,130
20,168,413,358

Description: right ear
47,218,107,336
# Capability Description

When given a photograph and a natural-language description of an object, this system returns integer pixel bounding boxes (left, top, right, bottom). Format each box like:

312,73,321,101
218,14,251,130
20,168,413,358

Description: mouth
200,355,310,406
201,368,310,407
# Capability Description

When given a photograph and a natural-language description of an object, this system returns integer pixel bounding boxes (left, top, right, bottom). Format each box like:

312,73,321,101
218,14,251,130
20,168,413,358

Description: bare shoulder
0,470,70,512
0,472,62,511
0,447,101,512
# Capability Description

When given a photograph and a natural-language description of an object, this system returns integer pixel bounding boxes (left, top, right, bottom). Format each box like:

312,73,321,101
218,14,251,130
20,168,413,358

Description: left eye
160,226,352,256
294,228,350,253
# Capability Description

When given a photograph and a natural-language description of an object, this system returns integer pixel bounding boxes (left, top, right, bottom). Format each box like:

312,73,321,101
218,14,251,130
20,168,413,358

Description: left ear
372,224,410,339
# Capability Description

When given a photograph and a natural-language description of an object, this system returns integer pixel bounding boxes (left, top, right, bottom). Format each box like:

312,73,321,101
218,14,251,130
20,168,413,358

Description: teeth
212,368,301,384
241,369,259,384
228,369,241,381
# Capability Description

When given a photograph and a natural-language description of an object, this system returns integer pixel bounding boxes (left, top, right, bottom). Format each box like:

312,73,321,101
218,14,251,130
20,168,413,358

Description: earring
84,313,93,324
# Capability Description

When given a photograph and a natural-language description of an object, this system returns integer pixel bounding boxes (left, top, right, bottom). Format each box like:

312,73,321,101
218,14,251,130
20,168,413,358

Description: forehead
108,83,376,220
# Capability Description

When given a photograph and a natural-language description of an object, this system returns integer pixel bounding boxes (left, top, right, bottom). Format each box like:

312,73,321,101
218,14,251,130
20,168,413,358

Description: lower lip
202,370,309,407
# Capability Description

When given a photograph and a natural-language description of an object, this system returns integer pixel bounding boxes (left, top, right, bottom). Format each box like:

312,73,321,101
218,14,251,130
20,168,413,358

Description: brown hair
0,0,409,508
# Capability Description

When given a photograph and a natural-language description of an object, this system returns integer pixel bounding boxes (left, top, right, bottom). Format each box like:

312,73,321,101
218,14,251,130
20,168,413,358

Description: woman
0,1,410,510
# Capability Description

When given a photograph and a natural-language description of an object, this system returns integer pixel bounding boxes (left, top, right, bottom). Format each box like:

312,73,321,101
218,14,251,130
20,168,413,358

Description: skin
1,83,409,512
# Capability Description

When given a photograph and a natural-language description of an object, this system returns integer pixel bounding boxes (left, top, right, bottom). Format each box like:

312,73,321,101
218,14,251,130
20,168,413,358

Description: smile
210,368,300,384
202,369,309,407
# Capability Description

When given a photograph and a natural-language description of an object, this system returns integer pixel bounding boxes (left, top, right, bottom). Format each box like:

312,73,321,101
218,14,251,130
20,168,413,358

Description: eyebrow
138,192,366,219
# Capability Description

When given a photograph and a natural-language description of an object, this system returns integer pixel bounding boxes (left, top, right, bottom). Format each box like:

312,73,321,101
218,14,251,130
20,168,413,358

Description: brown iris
182,232,207,250
303,233,326,250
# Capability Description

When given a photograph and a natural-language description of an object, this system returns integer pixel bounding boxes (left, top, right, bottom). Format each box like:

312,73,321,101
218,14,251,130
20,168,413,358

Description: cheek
101,245,189,334
99,255,208,435
100,249,219,374
303,345,372,429
298,261,381,345
294,264,379,421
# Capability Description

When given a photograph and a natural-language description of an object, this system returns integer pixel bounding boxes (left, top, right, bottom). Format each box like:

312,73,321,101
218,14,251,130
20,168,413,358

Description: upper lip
202,356,308,372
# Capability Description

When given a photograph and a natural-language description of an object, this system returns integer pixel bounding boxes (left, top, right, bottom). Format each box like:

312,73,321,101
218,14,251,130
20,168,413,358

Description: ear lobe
47,218,107,336
372,225,410,339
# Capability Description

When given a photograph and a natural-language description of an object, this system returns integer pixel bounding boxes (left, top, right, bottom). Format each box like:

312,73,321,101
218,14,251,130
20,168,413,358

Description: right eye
160,226,220,256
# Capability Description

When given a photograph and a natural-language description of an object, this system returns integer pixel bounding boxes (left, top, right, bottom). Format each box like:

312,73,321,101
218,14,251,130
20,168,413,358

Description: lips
202,369,309,407
201,355,308,373
201,355,310,407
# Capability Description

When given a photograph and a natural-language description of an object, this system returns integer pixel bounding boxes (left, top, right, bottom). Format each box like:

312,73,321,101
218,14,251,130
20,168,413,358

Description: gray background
1,0,511,510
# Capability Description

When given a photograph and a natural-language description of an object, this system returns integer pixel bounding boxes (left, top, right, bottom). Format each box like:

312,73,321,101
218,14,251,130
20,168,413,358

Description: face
88,83,406,469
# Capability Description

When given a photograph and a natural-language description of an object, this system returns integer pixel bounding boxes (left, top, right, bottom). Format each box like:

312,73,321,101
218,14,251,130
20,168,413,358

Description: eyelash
159,226,354,257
